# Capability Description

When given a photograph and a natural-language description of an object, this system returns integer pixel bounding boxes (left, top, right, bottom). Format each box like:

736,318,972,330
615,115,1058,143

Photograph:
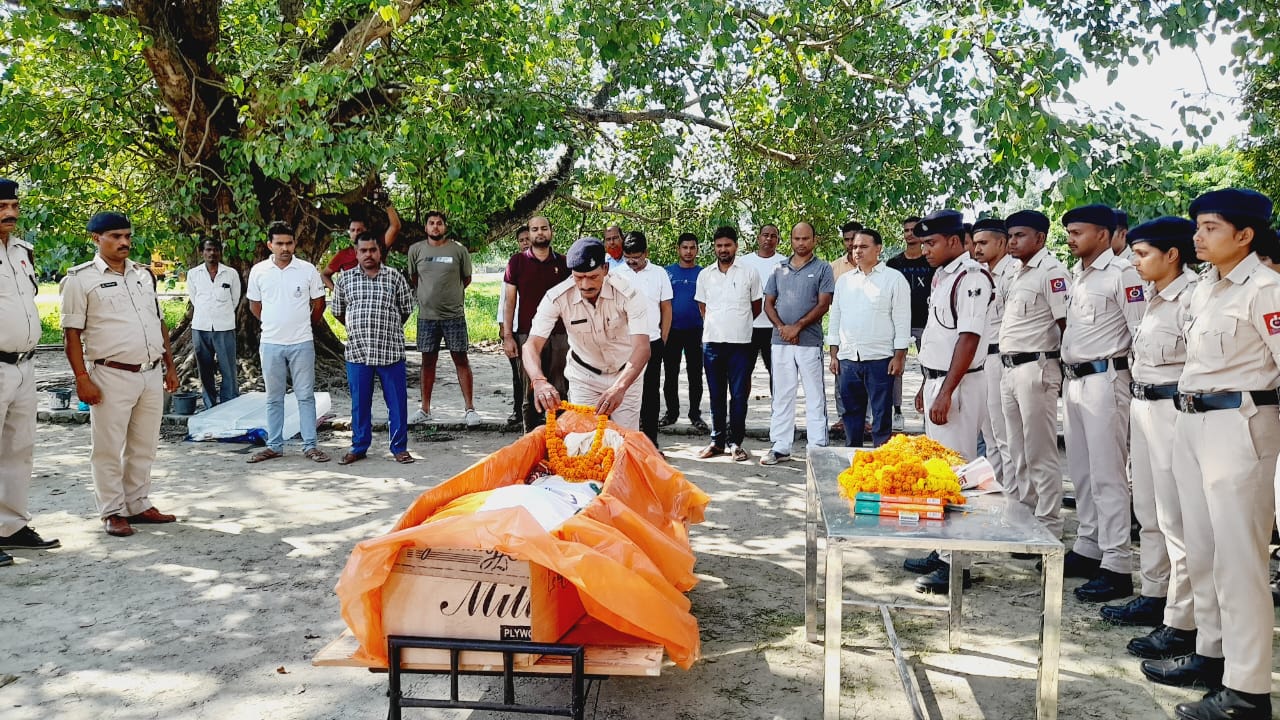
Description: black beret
566,236,607,272
86,212,131,234
1004,210,1050,234
972,217,1007,235
1062,204,1117,231
1189,188,1273,224
1114,209,1130,229
1127,216,1195,256
0,179,16,201
622,231,647,254
912,209,966,237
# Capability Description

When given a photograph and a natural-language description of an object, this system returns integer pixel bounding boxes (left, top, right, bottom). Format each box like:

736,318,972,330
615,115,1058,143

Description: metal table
805,447,1064,720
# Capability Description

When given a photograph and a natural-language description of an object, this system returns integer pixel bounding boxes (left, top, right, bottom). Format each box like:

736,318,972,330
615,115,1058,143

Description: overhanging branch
323,0,428,70
557,194,669,224
565,106,801,166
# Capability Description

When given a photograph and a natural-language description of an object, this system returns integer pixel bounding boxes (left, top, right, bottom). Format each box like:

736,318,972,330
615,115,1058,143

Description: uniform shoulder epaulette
543,278,573,301
66,260,94,275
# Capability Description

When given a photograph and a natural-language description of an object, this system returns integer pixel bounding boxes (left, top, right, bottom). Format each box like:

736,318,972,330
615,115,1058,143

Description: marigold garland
545,401,615,481
837,434,966,505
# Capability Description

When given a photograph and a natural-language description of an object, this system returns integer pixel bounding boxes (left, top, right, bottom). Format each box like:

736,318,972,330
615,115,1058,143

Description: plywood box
380,546,586,666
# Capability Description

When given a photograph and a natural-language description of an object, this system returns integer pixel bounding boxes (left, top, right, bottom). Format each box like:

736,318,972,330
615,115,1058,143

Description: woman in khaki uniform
1160,189,1280,720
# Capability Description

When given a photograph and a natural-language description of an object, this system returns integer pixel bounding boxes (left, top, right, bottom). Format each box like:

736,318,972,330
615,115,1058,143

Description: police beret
86,212,131,234
566,236,607,272
622,231,647,254
1061,204,1117,231
1114,209,1129,229
1127,216,1195,256
972,217,1006,235
1004,210,1050,234
1188,188,1273,224
0,179,16,201
912,209,966,237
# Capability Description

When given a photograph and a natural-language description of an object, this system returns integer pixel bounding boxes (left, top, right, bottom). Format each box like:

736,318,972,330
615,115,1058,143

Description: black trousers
748,326,774,391
508,356,523,418
515,333,569,431
639,338,664,447
663,328,704,420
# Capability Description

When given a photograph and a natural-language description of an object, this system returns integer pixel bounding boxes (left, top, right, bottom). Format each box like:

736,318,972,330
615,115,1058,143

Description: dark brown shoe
128,507,176,524
104,515,135,537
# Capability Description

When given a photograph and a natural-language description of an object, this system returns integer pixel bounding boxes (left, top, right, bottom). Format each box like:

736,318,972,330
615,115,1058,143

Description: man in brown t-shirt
501,215,569,430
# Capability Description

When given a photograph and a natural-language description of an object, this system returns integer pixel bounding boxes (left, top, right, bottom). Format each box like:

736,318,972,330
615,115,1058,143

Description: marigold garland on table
545,401,615,481
837,434,965,505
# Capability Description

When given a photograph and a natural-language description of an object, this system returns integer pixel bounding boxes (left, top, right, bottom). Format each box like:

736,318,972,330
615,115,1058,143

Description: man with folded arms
61,212,181,537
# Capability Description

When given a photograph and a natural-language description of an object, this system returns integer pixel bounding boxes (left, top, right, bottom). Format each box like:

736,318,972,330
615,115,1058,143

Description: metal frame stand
386,635,596,720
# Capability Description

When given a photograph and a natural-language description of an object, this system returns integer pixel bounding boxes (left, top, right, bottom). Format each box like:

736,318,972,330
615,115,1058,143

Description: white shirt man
614,232,673,447
737,224,786,381
187,239,242,408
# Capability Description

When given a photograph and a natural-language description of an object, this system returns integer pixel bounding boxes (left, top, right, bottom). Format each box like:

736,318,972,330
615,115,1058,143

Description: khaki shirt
0,237,41,353
999,247,1070,353
1062,249,1146,364
984,253,1019,348
529,273,649,375
60,256,165,365
830,255,856,281
1179,253,1280,393
1131,268,1197,385
918,252,991,372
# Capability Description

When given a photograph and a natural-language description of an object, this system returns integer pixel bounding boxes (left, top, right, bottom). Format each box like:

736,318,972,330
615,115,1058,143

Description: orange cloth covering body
334,410,710,669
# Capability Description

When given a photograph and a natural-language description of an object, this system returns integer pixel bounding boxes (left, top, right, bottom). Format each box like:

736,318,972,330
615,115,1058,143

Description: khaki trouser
981,354,1011,489
89,364,163,519
1174,402,1279,693
1129,396,1174,600
1000,358,1064,537
1062,368,1132,573
924,371,985,570
0,359,37,536
566,358,643,431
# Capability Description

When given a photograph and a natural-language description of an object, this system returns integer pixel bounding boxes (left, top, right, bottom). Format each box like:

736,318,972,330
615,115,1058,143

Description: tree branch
556,194,669,224
564,106,801,166
322,0,428,71
482,145,578,242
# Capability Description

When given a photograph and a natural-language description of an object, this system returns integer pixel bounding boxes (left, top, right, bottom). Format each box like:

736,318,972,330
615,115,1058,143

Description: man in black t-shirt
884,215,934,431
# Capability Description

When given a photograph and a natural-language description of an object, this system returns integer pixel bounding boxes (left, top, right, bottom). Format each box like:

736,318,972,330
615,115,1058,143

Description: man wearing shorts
406,211,479,426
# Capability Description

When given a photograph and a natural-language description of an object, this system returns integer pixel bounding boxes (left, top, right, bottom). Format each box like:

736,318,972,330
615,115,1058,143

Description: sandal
304,448,331,463
247,448,283,464
394,451,415,464
338,452,365,466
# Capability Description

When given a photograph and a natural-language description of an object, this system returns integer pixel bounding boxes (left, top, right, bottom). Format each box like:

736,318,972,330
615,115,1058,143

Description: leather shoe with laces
0,525,61,550
914,565,971,594
1063,550,1101,578
1101,594,1165,626
1176,687,1271,720
1128,625,1197,660
904,550,945,575
127,507,176,524
103,515,135,537
1075,569,1133,602
1141,653,1224,689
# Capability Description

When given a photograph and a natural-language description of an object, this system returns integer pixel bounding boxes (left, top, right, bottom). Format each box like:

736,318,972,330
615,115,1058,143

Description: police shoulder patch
1049,277,1067,293
1264,311,1280,336
1125,285,1145,303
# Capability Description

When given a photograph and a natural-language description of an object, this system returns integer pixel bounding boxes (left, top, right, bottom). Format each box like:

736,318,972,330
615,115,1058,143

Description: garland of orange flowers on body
837,435,966,505
545,401,616,481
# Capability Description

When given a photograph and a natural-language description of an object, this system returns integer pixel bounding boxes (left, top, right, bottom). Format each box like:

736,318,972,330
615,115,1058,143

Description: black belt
1063,356,1129,380
93,359,161,373
1001,351,1060,368
1174,390,1280,414
570,350,628,376
921,366,983,380
988,343,1000,355
0,349,36,364
1130,382,1178,401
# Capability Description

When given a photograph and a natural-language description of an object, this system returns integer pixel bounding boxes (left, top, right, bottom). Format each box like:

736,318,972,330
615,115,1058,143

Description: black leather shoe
1101,594,1165,626
1128,625,1197,660
658,414,677,427
914,565,972,594
1063,550,1101,578
1141,653,1224,689
904,550,945,575
1075,569,1134,602
1176,687,1272,720
0,525,60,550
0,549,12,567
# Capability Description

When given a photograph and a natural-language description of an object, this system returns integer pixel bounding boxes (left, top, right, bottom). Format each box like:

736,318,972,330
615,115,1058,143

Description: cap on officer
1061,204,1117,231
0,178,17,200
912,209,966,237
622,231,648,254
87,212,131,234
1127,216,1195,259
972,217,1007,235
1188,188,1274,223
1005,210,1050,234
566,236,607,272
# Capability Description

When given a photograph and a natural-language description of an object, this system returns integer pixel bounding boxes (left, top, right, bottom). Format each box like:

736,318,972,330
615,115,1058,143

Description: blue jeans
347,360,408,455
192,328,239,409
261,341,317,452
703,342,751,448
839,358,894,447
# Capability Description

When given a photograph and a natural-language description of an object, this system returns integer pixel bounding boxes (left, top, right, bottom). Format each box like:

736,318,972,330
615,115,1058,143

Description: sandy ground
4,347,1275,719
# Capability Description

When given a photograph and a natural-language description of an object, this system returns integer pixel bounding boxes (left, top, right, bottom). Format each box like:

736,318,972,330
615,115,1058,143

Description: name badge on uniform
222,282,231,289
570,318,588,325
294,285,303,298
100,281,118,288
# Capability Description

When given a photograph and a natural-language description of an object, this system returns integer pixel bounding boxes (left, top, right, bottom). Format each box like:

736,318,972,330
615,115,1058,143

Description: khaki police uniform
918,252,991,458
60,256,167,519
529,273,650,430
0,236,42,536
1173,252,1280,693
981,253,1018,489
1061,248,1145,573
1130,268,1197,630
999,247,1070,536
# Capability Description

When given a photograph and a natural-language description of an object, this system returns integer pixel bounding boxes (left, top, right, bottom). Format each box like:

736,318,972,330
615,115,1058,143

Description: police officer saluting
523,237,651,430
61,212,180,537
